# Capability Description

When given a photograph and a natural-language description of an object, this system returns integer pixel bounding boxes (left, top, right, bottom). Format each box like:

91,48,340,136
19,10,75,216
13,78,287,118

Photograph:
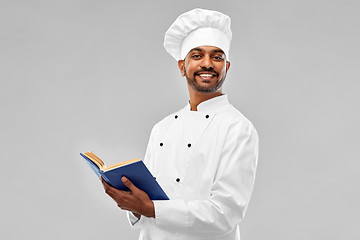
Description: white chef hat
164,8,232,61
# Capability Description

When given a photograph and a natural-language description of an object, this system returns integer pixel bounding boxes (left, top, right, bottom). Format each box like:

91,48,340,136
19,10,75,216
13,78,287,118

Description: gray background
1,0,359,239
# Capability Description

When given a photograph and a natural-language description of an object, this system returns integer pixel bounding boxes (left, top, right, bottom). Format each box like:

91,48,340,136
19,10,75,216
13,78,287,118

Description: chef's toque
164,8,232,61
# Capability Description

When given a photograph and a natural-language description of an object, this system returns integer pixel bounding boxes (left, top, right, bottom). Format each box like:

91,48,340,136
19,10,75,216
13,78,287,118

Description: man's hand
101,177,155,218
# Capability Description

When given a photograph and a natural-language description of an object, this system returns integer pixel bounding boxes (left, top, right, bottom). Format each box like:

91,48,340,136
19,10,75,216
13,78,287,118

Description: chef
101,8,259,240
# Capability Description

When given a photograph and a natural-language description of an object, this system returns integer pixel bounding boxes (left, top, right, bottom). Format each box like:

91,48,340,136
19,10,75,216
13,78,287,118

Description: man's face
178,46,230,93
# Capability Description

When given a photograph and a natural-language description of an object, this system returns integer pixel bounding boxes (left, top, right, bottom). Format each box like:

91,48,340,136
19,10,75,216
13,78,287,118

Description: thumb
122,176,138,192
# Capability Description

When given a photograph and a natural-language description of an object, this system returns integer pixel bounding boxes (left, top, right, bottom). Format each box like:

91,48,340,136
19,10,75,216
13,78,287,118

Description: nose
200,55,213,69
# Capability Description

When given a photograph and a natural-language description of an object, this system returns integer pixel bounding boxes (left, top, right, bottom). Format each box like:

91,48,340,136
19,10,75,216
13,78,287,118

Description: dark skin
178,46,230,111
101,177,154,218
101,45,231,219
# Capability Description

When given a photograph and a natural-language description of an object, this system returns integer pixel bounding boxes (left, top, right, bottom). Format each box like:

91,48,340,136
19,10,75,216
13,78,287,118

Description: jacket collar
186,94,230,113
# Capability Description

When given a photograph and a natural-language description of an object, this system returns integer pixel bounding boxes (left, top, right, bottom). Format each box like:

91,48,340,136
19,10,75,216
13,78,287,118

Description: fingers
100,177,108,186
100,177,153,216
101,177,113,191
101,176,138,193
121,176,139,193
101,177,121,197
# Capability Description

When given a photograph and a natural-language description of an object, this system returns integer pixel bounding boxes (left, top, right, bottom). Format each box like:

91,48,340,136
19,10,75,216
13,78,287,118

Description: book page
104,158,141,171
83,151,105,170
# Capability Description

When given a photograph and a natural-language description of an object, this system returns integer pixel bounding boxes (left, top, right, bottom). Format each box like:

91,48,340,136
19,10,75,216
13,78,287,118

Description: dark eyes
192,54,201,58
191,54,223,60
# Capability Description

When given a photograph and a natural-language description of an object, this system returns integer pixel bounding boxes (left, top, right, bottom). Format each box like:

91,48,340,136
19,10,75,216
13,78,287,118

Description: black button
187,143,191,148
206,115,209,118
160,143,163,146
176,178,180,182
154,177,156,180
175,115,178,119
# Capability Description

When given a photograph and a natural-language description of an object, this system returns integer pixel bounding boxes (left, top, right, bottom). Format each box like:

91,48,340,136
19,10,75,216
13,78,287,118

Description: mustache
194,66,219,76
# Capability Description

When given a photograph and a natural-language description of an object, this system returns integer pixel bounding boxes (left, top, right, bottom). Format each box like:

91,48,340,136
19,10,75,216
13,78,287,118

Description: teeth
199,74,214,77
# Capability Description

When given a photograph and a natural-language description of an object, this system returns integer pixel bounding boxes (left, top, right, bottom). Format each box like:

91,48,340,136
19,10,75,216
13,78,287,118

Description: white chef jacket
127,94,259,240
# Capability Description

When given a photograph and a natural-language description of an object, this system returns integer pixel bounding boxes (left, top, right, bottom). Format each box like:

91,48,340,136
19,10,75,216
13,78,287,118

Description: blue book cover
80,152,169,200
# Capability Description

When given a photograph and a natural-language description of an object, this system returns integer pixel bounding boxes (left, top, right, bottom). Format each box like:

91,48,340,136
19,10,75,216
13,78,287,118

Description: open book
80,151,169,200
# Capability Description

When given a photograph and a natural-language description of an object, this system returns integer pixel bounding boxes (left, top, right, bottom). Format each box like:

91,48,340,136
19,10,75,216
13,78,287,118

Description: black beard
185,67,226,93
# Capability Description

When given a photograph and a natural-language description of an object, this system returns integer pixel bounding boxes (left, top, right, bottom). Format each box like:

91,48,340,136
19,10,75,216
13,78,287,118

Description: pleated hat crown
164,8,232,61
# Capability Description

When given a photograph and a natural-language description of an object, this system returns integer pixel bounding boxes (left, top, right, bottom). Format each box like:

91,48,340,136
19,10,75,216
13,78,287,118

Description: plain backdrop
1,0,359,239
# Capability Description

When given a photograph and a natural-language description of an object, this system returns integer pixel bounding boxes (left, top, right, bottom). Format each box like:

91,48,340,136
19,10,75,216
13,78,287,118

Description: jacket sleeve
152,122,259,236
126,124,158,229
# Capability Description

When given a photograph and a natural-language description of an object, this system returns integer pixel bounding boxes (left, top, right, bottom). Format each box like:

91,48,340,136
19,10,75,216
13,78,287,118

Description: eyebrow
189,47,203,52
213,49,225,54
189,47,225,54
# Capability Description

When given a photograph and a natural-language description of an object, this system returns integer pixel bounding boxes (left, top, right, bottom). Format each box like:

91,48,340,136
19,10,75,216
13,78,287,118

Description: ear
226,61,231,72
178,60,185,77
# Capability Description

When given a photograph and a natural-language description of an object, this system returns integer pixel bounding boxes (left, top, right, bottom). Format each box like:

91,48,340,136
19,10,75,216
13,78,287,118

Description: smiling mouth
195,72,218,80
198,73,216,77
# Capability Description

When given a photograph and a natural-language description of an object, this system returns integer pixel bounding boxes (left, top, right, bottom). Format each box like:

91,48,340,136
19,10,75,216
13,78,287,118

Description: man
101,8,259,240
